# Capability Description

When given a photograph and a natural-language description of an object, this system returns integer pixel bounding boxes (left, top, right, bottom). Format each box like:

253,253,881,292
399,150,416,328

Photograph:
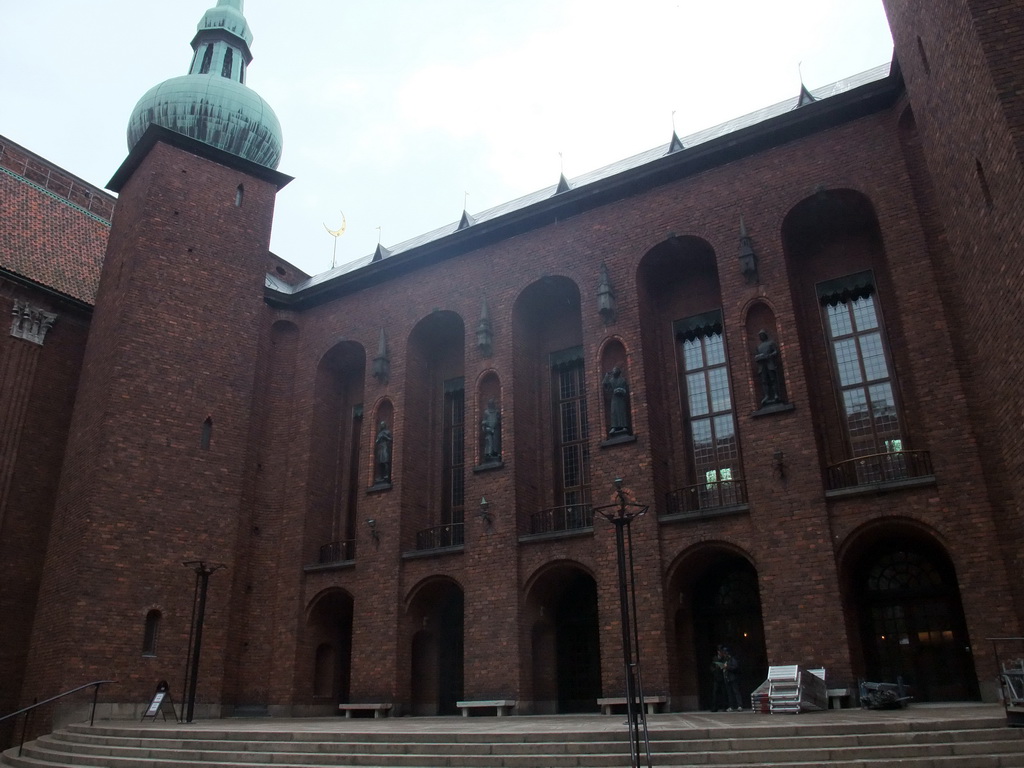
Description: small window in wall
221,47,234,79
142,610,160,656
235,184,244,207
976,159,994,210
917,36,931,75
200,44,214,74
200,417,213,450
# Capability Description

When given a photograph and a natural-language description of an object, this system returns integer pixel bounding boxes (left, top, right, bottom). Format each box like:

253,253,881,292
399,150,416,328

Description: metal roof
268,62,893,298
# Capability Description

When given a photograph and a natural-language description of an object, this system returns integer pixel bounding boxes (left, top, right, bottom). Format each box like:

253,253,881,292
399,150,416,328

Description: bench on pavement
597,696,667,715
337,702,392,718
827,687,855,709
456,699,516,717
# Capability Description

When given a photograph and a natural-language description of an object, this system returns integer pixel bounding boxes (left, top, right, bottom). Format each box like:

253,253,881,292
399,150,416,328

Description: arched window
221,47,234,79
142,610,161,656
235,184,244,207
200,416,213,450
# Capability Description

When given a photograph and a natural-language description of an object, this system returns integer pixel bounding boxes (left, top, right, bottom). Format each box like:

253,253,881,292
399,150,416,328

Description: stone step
5,710,1024,768
41,725,1024,757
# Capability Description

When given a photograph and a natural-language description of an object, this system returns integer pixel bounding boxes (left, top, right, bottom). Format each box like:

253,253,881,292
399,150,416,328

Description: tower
20,0,290,722
881,0,1024,620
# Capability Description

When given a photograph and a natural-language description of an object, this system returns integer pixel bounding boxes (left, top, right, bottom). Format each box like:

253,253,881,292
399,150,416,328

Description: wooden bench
456,699,516,717
337,703,392,718
597,696,667,715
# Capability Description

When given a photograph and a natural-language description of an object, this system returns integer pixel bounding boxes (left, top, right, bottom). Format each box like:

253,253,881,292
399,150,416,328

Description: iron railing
665,479,746,517
318,539,355,565
0,679,115,756
528,503,594,535
826,450,933,491
415,522,465,551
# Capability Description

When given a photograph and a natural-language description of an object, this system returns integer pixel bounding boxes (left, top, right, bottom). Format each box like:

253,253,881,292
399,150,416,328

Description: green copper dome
127,0,282,169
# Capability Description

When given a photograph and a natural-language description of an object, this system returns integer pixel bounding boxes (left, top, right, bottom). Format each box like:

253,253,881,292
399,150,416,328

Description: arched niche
307,340,366,565
304,588,355,705
598,338,633,440
404,577,465,716
477,371,502,467
510,276,585,528
664,542,767,711
522,561,601,714
744,301,787,409
371,398,395,488
781,189,911,482
401,311,466,551
837,520,979,702
636,236,740,514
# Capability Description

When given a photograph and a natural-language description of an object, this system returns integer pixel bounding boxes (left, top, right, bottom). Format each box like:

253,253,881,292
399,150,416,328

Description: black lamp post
181,561,225,724
592,478,652,768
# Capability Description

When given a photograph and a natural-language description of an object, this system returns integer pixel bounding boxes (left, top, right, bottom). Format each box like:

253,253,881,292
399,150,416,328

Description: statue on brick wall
374,421,393,483
481,398,501,462
602,365,631,436
754,330,784,406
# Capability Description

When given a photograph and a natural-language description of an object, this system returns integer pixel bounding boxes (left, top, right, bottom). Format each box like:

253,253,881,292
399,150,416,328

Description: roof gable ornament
796,63,818,108
458,209,477,230
554,172,572,195
667,110,684,153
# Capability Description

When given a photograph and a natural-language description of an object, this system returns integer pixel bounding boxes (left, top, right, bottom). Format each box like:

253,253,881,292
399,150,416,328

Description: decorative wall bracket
10,301,57,346
372,328,390,384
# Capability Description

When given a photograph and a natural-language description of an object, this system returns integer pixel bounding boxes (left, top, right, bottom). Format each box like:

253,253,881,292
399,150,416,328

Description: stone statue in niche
374,420,393,483
602,365,631,436
481,398,501,462
754,330,784,406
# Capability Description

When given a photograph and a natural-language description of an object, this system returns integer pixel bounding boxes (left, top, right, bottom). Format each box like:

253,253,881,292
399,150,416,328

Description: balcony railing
415,522,465,551
318,539,355,565
826,450,933,491
528,503,594,535
665,479,746,517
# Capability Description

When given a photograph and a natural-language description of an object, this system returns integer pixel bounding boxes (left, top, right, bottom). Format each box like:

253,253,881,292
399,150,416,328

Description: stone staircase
5,709,1024,767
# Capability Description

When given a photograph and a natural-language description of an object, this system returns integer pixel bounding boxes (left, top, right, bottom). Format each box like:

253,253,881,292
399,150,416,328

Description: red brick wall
883,0,1024,623
20,138,282,718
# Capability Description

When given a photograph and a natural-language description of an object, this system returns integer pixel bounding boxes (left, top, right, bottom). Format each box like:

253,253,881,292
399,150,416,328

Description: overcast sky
1,1,893,277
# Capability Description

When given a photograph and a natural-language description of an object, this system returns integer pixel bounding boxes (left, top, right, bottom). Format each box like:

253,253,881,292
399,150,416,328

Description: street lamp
181,561,225,723
592,478,652,768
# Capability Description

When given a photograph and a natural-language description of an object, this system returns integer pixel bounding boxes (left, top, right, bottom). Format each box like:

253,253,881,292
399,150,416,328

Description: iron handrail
825,449,932,490
0,679,114,756
664,478,746,516
528,503,594,535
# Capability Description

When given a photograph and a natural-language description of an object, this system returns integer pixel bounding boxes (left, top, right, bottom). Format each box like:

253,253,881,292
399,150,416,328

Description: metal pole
183,561,224,723
593,478,652,768
180,566,200,721
613,516,641,768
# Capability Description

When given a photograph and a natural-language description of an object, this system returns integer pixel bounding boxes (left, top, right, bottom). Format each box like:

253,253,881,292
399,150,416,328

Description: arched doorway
527,564,602,713
847,533,978,701
407,578,464,715
668,547,767,710
305,589,354,705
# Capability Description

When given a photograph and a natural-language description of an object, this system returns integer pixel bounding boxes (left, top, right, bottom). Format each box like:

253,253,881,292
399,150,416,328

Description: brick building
2,0,1022,723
